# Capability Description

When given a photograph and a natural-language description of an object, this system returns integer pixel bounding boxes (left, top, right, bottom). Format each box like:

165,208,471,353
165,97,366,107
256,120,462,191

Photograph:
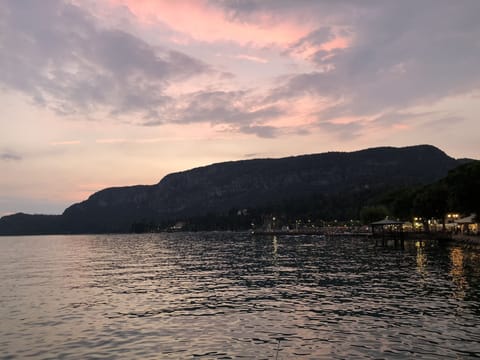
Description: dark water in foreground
1,233,480,359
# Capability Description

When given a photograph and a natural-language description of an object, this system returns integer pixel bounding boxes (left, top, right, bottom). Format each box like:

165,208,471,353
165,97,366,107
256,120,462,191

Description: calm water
1,233,480,359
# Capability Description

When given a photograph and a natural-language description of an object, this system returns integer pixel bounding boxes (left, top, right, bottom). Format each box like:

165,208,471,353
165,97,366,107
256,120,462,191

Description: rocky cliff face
0,145,462,234
145,144,457,215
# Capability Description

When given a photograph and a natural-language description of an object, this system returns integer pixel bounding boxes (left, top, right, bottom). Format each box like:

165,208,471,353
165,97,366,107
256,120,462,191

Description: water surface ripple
1,233,480,359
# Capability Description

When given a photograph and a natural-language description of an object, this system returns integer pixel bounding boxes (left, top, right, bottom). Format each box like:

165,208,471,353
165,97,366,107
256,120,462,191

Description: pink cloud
50,140,81,146
109,0,313,47
95,137,165,144
291,34,351,63
328,117,362,125
262,97,321,128
234,54,269,64
95,138,127,144
393,123,411,130
321,36,350,52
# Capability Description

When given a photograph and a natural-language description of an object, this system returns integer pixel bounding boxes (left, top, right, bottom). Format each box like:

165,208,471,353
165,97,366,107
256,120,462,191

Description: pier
251,229,372,238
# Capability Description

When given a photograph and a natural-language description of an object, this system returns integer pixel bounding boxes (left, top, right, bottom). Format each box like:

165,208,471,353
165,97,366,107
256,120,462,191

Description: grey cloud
290,27,335,54
0,0,284,139
244,153,261,158
268,1,480,121
172,90,283,125
285,29,345,71
309,48,344,68
139,89,286,137
211,0,362,21
142,119,164,127
0,0,210,118
317,121,364,140
0,152,22,161
421,116,465,130
239,123,311,138
371,112,434,127
268,71,341,104
239,125,278,138
3,0,476,140
295,128,310,136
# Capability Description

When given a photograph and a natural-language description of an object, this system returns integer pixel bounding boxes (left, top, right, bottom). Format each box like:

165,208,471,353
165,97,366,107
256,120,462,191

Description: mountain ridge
0,144,466,235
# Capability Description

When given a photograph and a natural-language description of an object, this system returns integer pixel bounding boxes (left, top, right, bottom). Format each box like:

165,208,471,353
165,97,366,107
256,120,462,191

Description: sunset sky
1,0,480,216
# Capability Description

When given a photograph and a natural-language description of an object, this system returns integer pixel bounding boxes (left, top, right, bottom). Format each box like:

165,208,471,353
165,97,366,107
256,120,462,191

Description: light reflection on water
0,233,480,359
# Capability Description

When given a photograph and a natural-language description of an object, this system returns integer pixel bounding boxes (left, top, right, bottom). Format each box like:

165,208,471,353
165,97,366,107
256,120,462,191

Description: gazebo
370,218,405,233
455,214,478,234
370,218,405,245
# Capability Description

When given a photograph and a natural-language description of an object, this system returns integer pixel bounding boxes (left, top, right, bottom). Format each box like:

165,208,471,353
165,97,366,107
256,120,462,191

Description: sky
1,0,480,216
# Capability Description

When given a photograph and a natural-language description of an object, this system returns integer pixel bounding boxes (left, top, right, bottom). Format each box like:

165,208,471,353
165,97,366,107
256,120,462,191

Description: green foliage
359,205,389,224
121,160,480,232
370,161,479,227
445,161,480,218
376,187,419,220
413,183,448,220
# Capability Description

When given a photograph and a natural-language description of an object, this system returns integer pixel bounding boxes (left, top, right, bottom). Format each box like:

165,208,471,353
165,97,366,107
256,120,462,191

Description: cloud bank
0,0,209,119
1,0,479,138
0,152,22,161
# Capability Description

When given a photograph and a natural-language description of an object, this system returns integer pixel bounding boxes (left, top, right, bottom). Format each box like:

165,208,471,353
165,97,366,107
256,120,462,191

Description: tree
413,183,448,231
446,161,480,220
360,205,389,225
379,187,418,220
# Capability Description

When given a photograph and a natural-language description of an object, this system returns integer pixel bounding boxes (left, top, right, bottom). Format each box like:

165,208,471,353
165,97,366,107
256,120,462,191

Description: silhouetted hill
0,145,465,235
0,213,63,235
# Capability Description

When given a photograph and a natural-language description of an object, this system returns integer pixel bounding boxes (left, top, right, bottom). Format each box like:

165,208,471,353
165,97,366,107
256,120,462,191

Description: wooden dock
251,230,372,237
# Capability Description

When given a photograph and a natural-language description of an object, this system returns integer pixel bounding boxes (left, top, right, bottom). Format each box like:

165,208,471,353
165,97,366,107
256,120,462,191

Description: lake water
1,233,479,359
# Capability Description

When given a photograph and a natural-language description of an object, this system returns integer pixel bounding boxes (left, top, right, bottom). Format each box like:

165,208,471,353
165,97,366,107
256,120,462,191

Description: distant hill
0,145,465,235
